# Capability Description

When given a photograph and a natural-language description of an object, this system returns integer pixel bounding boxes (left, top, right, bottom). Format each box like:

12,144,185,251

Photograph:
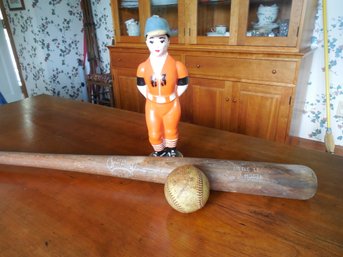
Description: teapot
125,19,140,36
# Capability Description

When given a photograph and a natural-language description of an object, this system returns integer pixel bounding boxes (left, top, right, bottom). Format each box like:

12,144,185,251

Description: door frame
0,0,28,99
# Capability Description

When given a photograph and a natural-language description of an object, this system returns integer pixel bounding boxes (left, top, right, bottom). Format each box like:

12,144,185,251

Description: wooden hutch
108,0,317,142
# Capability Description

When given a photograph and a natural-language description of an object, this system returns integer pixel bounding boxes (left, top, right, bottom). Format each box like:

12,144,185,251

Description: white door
0,10,23,103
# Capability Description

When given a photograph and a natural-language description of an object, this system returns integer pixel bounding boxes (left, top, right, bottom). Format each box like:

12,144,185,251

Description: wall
299,0,343,146
3,0,113,100
3,0,343,147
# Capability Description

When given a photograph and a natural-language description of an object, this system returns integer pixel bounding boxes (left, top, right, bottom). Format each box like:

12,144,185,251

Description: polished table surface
0,95,342,257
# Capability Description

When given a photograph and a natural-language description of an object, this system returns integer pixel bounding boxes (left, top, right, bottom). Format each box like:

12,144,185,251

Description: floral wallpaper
4,0,113,100
3,0,343,147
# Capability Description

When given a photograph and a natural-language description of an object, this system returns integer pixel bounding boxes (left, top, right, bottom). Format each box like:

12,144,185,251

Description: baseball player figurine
137,15,189,157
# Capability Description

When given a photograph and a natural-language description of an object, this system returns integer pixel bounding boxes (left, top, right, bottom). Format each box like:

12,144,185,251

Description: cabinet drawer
186,56,297,84
111,52,147,69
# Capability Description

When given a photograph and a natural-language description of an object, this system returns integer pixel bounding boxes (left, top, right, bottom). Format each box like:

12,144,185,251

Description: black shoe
151,149,168,157
166,147,178,157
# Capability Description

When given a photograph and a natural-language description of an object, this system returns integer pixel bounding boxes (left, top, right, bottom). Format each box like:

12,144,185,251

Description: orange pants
145,98,181,146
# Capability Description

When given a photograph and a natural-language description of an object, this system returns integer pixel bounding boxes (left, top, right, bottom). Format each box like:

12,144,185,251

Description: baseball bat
0,151,317,200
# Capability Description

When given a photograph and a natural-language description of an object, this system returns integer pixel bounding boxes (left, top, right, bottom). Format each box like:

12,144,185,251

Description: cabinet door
148,0,184,44
113,68,145,113
111,0,183,44
189,77,232,130
231,82,292,142
237,0,303,47
112,0,141,43
187,0,233,45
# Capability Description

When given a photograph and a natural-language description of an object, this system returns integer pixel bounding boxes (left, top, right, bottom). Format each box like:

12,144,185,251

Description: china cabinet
109,0,317,142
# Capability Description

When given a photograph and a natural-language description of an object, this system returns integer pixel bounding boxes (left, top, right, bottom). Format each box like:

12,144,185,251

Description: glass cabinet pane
150,0,179,38
197,0,231,37
119,0,140,36
246,0,292,38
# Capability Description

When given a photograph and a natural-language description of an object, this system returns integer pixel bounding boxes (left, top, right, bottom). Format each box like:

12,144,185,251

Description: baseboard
287,136,343,157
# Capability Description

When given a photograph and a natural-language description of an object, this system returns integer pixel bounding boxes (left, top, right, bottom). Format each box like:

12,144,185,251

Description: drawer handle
225,97,230,102
196,64,201,68
232,98,237,103
272,69,277,74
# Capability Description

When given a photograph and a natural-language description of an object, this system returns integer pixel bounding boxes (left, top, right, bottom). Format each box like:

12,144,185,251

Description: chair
86,73,114,107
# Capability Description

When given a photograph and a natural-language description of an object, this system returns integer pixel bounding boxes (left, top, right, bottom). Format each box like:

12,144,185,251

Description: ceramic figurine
136,15,189,157
256,4,279,26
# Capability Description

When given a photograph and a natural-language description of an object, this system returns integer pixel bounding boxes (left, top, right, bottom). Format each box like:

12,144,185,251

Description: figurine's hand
137,85,147,98
177,85,188,97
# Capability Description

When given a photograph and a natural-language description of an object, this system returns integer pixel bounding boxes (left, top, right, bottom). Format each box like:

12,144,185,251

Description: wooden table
0,95,342,257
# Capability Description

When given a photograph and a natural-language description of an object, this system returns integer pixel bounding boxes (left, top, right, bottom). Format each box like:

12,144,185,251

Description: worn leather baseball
164,165,210,213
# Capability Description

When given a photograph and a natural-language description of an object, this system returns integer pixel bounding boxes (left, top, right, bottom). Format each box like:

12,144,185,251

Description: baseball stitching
197,171,204,208
166,179,187,213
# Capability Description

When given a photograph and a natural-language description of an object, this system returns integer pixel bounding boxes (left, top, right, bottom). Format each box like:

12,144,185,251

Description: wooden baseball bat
0,151,317,200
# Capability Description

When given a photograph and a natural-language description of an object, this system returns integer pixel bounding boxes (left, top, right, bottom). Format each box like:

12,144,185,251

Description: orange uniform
137,55,188,152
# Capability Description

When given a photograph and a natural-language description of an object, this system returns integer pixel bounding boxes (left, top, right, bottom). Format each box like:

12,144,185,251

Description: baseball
164,165,210,213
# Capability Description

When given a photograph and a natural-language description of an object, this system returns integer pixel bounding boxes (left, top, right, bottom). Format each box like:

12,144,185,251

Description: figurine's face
146,34,169,57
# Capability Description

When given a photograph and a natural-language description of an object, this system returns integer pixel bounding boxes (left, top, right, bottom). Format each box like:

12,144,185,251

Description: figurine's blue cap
144,15,171,37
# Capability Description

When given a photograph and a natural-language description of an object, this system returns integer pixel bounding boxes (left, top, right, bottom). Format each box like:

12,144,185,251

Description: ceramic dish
152,0,178,6
206,31,230,37
253,23,279,30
